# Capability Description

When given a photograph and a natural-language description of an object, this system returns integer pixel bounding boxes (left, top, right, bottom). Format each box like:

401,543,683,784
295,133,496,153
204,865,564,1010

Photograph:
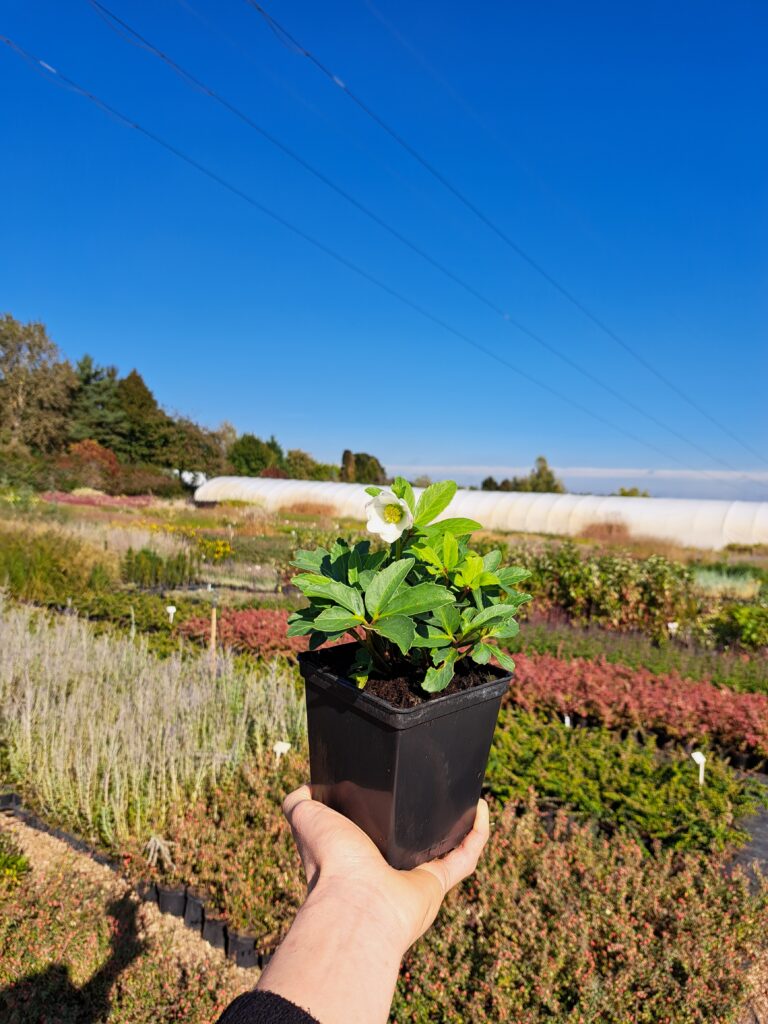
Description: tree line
0,313,386,494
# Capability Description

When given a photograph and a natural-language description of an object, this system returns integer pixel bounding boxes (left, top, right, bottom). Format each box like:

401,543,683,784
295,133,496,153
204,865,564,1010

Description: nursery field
2,486,768,1022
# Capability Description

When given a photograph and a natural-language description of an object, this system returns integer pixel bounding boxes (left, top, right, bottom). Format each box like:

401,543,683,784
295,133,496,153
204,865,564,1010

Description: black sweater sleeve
217,990,320,1024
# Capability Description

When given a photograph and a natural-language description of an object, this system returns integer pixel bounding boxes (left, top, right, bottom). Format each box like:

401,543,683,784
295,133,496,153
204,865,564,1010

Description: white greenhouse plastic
194,476,768,550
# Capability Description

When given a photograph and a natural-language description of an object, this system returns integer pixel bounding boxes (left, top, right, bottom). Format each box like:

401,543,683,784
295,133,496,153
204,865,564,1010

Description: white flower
273,741,291,762
365,490,414,543
667,621,679,636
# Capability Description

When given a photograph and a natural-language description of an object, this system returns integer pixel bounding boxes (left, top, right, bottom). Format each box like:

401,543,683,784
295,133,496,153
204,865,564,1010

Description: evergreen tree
116,369,169,464
69,356,130,457
229,433,278,476
340,449,356,483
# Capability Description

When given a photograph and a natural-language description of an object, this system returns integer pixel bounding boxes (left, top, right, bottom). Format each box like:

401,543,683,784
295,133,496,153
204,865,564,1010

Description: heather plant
511,620,768,693
288,479,531,691
0,599,305,844
0,828,30,886
507,652,768,759
393,802,768,1023
486,710,764,851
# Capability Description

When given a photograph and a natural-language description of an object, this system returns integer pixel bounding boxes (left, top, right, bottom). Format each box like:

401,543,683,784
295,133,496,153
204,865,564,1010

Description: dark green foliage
229,433,282,476
0,829,30,885
486,709,765,851
481,456,565,493
349,451,386,484
708,603,768,651
121,547,200,589
115,369,168,464
68,356,130,456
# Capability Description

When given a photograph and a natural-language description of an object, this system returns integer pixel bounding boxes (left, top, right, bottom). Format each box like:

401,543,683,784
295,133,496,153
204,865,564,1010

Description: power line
243,1,768,470
83,0,745,474
1,34,760,498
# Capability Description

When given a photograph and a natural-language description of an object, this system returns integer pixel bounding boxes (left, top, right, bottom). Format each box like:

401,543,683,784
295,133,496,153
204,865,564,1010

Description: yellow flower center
383,503,404,524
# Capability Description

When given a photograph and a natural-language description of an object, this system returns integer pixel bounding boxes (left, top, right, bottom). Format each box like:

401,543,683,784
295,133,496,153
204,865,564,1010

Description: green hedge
486,709,765,851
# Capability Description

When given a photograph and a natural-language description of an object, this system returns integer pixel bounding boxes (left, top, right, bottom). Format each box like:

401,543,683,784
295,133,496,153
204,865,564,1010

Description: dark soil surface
311,644,507,709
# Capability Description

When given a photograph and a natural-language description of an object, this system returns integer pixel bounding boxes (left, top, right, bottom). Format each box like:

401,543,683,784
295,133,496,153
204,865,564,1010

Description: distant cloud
386,465,768,501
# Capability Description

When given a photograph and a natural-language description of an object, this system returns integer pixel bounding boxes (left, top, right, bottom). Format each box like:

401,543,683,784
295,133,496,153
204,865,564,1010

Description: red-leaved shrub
179,607,322,660
508,652,768,757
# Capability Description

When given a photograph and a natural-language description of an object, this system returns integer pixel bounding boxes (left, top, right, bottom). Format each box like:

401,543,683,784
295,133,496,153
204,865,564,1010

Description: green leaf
493,647,517,673
371,615,415,655
365,557,415,617
296,575,364,617
496,566,533,591
414,480,457,527
381,582,454,618
443,532,459,570
391,476,416,513
313,606,364,633
286,612,317,637
455,552,484,588
348,647,373,689
411,628,452,648
422,650,458,692
489,618,520,640
438,604,461,636
470,642,494,664
482,550,502,574
290,548,327,572
365,486,382,497
347,543,369,585
421,517,482,540
465,603,517,631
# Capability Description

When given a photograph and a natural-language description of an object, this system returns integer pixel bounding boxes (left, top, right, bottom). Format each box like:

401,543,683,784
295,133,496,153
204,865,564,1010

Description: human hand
282,785,490,954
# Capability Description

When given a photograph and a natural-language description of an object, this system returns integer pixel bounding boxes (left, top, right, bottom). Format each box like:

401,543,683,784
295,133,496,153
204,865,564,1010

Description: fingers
420,799,490,895
282,784,312,824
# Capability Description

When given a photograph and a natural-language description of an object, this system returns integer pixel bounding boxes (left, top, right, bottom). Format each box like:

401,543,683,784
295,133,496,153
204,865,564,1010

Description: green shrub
120,546,200,589
0,829,30,885
394,804,768,1023
486,710,764,851
706,603,768,651
498,542,699,638
0,527,111,603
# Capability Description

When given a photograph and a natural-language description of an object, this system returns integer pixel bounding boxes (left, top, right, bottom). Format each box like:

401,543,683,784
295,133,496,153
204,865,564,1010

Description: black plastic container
299,646,510,870
227,930,259,968
157,884,187,918
202,913,227,951
136,880,158,905
184,887,208,933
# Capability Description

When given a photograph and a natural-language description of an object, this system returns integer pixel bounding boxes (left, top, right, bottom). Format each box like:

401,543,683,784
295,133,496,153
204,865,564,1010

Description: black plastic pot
202,913,227,951
299,646,510,870
227,929,259,968
157,884,187,918
184,887,208,933
0,792,21,811
136,881,158,905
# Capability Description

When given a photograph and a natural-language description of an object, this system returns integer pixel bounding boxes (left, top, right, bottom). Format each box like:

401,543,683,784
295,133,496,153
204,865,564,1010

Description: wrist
305,876,411,959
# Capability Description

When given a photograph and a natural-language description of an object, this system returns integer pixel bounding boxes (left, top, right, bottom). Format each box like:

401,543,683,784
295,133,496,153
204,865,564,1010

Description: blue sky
1,0,766,498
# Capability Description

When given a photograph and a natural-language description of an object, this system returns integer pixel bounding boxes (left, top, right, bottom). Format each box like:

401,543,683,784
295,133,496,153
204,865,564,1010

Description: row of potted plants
508,652,768,760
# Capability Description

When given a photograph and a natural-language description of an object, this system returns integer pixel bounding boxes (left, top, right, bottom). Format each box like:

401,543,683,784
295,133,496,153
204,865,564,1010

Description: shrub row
394,802,768,1023
0,526,112,604
507,652,768,758
489,541,699,637
121,546,200,589
486,710,765,851
512,620,768,693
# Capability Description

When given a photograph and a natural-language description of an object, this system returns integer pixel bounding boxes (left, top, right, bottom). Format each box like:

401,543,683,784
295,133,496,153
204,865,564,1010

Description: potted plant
289,479,531,869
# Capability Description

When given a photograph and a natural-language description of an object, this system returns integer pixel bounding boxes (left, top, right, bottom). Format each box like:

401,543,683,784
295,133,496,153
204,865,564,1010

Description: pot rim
300,644,511,729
